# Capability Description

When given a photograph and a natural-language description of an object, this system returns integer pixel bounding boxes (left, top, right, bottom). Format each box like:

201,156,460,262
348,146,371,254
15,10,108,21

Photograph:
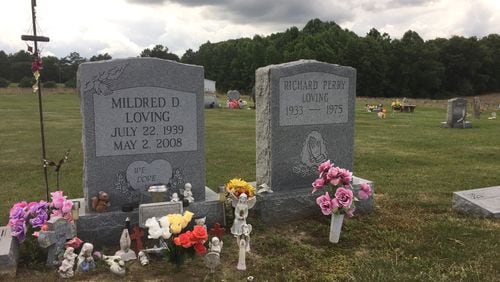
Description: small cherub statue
241,223,252,252
170,192,180,202
194,216,207,230
115,227,137,261
183,183,194,203
77,243,96,272
103,255,126,276
58,247,77,278
236,236,246,271
209,236,223,254
138,251,149,266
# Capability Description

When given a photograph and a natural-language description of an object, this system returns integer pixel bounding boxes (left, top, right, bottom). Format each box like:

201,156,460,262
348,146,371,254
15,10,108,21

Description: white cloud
1,0,499,58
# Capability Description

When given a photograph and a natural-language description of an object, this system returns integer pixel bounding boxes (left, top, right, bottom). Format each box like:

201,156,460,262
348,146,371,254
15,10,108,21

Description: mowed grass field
0,89,499,281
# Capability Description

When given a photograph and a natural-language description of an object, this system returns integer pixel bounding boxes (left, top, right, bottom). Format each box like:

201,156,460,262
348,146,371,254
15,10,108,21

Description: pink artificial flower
62,200,73,214
32,231,40,238
65,237,83,249
51,191,66,209
51,209,62,218
327,167,341,185
318,160,332,173
63,212,74,223
330,198,340,214
41,223,49,231
335,187,354,209
316,192,334,215
311,178,325,194
338,168,352,185
358,183,372,200
346,207,355,218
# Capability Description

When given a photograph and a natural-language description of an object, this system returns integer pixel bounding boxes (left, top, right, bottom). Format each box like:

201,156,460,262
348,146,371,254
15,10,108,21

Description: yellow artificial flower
225,178,255,197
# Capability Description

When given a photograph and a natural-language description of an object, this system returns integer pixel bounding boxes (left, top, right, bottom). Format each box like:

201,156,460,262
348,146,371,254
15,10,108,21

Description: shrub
43,80,57,88
64,77,76,88
19,76,35,88
0,77,9,88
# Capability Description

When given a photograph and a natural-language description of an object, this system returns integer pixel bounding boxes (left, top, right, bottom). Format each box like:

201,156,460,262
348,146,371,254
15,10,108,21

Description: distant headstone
204,93,218,108
442,97,471,128
138,201,183,228
473,96,481,119
78,58,206,212
0,226,19,278
253,60,373,222
256,60,355,191
38,217,77,267
452,186,500,218
227,90,240,101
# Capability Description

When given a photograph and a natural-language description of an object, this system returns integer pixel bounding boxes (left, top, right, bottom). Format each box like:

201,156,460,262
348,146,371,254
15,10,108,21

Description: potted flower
311,160,372,243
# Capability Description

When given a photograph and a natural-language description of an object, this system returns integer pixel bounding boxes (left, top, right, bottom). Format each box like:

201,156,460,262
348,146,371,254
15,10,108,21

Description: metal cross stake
21,0,50,201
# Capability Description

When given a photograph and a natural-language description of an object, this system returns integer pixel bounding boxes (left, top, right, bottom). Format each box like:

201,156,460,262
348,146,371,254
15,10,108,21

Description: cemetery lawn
1,90,499,281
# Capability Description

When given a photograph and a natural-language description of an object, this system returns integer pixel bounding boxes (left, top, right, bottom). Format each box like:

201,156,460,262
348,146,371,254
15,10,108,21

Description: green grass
0,91,499,281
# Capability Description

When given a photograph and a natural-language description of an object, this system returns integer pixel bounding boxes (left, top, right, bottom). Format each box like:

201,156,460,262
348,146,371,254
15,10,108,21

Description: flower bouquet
311,160,372,243
225,178,256,201
145,211,208,269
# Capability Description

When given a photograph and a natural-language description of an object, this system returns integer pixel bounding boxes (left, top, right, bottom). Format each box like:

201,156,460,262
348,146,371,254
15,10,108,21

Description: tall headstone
78,58,205,212
254,60,373,222
256,60,355,191
473,96,481,119
442,97,471,128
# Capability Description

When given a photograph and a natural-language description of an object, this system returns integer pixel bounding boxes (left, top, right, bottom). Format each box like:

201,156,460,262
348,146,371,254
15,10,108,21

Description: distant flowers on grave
8,190,74,242
311,160,372,217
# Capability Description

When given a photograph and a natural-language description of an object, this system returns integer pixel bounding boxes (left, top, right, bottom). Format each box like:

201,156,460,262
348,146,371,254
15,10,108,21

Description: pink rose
358,183,372,200
51,209,62,218
330,198,340,213
65,237,83,249
62,200,73,214
346,207,355,218
327,167,340,185
338,168,352,185
51,191,66,209
318,160,332,173
335,187,353,209
311,178,325,194
316,192,334,215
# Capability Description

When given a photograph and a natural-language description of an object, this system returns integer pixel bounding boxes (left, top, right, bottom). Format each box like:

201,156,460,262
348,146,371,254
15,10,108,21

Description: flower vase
329,213,344,243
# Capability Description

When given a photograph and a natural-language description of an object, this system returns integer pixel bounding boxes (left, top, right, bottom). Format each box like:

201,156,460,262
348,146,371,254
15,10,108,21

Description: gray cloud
127,0,354,25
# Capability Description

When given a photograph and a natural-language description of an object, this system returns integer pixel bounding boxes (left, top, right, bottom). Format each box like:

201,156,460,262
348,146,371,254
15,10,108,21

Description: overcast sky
2,0,500,59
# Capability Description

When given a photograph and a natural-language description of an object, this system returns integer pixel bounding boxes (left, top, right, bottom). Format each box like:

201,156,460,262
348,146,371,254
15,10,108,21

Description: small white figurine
241,223,252,252
77,243,96,272
183,183,194,203
115,228,137,261
58,247,77,278
209,237,223,254
138,251,149,266
103,255,126,276
237,236,246,271
170,192,180,202
230,193,255,236
145,217,171,240
194,216,207,230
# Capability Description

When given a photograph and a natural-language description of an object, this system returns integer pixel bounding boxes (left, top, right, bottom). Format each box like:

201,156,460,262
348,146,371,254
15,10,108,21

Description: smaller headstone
227,90,240,101
138,202,183,228
473,96,481,119
38,217,77,267
0,226,19,278
204,94,219,108
442,97,472,128
452,186,500,218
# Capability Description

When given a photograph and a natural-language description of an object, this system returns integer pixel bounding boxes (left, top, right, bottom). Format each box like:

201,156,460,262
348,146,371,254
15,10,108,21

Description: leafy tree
90,53,112,61
140,45,179,61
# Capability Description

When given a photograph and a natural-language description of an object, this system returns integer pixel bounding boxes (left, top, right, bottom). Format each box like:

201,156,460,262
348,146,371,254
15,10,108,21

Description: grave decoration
145,211,208,268
204,236,223,273
225,179,256,236
311,160,372,243
76,242,96,272
391,99,401,111
58,246,77,278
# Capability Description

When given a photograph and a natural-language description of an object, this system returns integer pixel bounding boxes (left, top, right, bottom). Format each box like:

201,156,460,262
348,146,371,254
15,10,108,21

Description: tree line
1,19,499,98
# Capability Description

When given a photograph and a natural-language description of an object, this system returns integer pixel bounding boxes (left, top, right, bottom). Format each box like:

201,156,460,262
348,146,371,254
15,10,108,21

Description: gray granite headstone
256,60,356,191
452,186,500,218
227,90,240,101
204,93,218,108
0,226,19,278
442,97,471,128
473,96,481,119
37,217,77,267
78,58,205,212
138,202,183,228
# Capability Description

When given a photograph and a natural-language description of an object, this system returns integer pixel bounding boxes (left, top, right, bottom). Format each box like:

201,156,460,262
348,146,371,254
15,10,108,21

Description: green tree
140,45,180,61
90,53,112,61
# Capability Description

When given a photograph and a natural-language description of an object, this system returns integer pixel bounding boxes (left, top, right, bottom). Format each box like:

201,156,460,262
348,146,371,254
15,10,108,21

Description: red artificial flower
190,225,208,243
193,242,207,255
174,231,193,248
65,237,83,249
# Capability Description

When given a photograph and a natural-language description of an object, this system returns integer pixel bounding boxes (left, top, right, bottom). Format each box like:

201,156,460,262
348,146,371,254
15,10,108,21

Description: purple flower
358,183,372,200
316,192,334,215
335,187,354,209
29,212,48,228
311,178,325,194
9,206,26,221
10,220,27,242
28,200,48,215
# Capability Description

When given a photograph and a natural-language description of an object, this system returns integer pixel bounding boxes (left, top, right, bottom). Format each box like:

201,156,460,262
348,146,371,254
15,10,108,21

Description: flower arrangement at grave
311,160,372,243
225,178,256,200
391,99,402,111
145,211,209,268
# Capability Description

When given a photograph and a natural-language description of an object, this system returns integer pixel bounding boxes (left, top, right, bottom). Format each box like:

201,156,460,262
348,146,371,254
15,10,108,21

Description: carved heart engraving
126,160,172,193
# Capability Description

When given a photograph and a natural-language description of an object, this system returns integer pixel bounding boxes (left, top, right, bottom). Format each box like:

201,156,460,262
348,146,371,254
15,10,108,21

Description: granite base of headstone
76,187,224,248
252,176,375,223
452,186,500,218
0,226,19,278
441,97,472,128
